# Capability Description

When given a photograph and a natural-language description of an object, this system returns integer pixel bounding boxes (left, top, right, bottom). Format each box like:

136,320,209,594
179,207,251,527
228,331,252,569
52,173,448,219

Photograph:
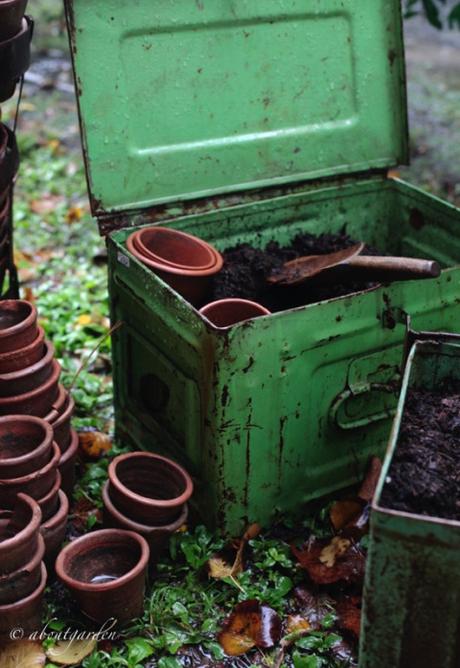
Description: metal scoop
267,242,441,287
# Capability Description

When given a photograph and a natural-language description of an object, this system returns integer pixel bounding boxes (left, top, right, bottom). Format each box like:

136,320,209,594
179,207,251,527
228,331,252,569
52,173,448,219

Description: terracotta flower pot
40,489,68,561
0,16,32,104
0,359,60,416
37,469,61,522
102,481,188,559
0,533,44,605
199,298,271,328
0,415,54,478
0,493,41,573
0,441,60,508
0,300,37,353
0,562,46,637
44,386,74,452
55,529,149,624
58,428,78,498
0,325,45,373
0,192,9,226
0,0,28,42
108,452,193,526
126,227,223,306
0,340,55,397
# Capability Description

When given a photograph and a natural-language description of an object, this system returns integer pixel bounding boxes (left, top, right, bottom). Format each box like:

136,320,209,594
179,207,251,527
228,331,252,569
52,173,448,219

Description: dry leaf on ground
46,639,96,665
292,538,366,585
0,641,46,667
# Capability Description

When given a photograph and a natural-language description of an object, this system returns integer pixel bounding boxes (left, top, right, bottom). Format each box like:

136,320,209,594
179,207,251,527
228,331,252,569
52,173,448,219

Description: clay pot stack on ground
0,0,32,103
0,493,47,635
0,299,78,499
56,529,150,624
0,415,69,561
102,452,193,561
126,226,223,306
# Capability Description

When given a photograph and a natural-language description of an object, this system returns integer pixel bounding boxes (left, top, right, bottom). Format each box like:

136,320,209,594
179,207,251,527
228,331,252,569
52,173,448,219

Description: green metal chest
65,0,460,534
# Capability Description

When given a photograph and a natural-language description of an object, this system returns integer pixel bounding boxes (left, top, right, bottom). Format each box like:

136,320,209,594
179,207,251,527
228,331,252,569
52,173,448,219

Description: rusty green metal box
65,0,460,534
360,340,460,668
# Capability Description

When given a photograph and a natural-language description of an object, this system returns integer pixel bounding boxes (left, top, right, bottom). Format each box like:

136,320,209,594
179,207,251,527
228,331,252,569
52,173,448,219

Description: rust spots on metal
242,356,254,373
387,48,397,66
221,385,229,408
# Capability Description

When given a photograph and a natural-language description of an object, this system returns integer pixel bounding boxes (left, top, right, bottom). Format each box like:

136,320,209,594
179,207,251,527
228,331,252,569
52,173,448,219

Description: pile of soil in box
211,230,379,312
381,381,460,521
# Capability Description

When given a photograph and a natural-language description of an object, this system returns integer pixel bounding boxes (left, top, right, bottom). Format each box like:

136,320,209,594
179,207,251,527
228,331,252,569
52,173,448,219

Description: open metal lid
65,0,408,218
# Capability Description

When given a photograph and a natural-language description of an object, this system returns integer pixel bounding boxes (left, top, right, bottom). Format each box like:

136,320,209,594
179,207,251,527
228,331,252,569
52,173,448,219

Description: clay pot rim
0,194,9,222
59,428,78,466
132,227,218,271
0,533,45,584
0,415,53,467
41,489,68,531
102,481,188,532
0,359,60,408
0,493,41,550
37,469,61,509
55,529,149,592
49,391,74,429
0,339,54,383
0,441,60,487
109,452,194,509
43,383,67,422
199,298,271,328
0,299,36,342
0,15,28,46
0,561,47,612
0,326,45,367
126,233,223,277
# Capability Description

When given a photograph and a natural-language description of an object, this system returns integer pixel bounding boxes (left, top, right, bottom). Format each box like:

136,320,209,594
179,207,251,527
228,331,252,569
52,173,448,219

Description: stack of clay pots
0,299,78,498
126,226,223,306
0,493,47,636
0,0,33,298
102,452,193,561
0,415,68,561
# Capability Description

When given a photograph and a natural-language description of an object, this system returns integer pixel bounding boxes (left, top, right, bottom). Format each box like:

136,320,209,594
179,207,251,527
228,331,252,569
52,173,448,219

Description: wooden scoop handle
346,256,441,280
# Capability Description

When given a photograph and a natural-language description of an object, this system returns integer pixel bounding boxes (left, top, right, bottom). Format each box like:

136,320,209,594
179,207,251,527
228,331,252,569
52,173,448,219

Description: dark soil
211,230,378,312
381,381,460,521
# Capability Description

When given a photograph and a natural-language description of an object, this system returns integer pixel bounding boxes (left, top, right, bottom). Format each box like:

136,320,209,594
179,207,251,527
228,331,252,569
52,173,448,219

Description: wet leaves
335,597,362,639
208,523,261,581
292,538,366,586
0,641,46,667
78,429,112,459
218,600,282,656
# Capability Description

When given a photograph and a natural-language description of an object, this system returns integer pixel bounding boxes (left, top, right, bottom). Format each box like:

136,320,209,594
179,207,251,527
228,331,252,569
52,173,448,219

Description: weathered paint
360,341,460,668
64,0,409,219
108,175,460,534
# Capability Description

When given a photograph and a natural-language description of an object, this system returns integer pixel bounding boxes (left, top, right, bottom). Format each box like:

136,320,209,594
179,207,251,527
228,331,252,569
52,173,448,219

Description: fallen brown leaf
335,597,362,639
218,600,281,656
330,498,365,531
292,538,366,585
78,430,112,459
208,523,261,581
286,614,311,634
0,641,46,667
319,537,351,568
46,639,96,665
358,456,382,502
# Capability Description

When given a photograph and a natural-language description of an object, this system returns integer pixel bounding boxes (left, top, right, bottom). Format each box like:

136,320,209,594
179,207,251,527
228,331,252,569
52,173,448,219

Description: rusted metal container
360,340,460,668
65,0,460,534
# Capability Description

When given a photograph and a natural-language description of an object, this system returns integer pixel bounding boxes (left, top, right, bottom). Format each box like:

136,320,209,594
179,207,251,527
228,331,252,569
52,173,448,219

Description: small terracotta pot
0,326,45,373
102,481,188,559
0,533,44,605
0,340,55,397
55,529,149,624
37,469,61,522
40,489,68,561
0,300,37,353
0,562,46,637
0,493,41,573
126,228,223,306
0,441,60,508
0,415,54,478
199,298,271,328
45,387,74,452
132,227,218,271
0,359,60,416
0,16,32,104
108,452,193,525
0,0,28,42
0,192,9,226
58,428,78,498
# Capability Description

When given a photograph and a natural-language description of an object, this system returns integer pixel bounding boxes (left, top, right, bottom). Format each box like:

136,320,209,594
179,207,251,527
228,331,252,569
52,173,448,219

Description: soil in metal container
211,230,378,311
381,382,460,521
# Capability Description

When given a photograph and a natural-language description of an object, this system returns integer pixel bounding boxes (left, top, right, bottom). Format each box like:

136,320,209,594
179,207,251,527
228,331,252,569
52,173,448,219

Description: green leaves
405,0,460,29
